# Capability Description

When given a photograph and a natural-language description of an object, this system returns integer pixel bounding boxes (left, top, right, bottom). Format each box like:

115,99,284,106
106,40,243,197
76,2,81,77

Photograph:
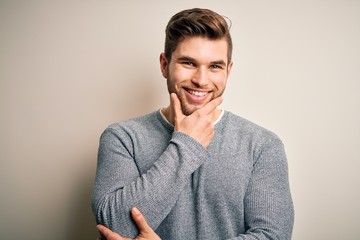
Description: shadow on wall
113,68,167,120
66,162,98,240
65,69,164,240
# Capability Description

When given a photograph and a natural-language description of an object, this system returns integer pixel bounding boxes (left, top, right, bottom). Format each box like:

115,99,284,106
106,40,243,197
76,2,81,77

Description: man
92,8,294,240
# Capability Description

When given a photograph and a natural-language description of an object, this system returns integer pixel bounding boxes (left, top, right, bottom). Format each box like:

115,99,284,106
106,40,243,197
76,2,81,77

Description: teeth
188,90,207,97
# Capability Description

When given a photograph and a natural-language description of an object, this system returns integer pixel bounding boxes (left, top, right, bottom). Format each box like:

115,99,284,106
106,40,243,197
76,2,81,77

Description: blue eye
210,65,222,69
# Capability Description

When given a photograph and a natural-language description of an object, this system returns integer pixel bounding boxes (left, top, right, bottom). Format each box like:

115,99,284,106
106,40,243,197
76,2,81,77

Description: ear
159,53,168,78
227,61,233,76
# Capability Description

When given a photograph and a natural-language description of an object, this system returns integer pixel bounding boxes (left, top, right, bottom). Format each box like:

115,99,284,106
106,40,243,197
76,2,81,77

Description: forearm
92,130,209,238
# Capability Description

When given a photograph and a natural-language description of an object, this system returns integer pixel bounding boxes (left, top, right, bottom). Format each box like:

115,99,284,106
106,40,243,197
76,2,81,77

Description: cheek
212,73,227,87
170,68,192,84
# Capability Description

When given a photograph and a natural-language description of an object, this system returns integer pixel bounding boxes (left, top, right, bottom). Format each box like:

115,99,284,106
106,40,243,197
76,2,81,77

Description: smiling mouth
186,89,209,97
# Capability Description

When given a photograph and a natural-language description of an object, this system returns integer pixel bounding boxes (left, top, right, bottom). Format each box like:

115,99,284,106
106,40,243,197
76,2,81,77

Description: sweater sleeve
232,135,294,240
91,127,209,238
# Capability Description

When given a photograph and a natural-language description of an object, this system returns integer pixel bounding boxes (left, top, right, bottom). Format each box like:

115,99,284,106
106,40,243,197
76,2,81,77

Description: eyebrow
210,60,227,66
175,56,227,66
175,56,195,62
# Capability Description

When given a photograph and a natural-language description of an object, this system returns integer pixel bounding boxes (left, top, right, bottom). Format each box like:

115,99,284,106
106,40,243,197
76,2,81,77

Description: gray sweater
92,110,294,239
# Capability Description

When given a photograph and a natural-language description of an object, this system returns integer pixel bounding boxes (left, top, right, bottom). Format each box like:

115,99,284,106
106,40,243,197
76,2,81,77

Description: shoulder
220,111,282,144
220,111,286,166
100,111,160,140
109,111,158,130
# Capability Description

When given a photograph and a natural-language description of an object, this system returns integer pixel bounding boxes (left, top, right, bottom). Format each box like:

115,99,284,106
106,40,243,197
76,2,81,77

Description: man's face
160,36,233,116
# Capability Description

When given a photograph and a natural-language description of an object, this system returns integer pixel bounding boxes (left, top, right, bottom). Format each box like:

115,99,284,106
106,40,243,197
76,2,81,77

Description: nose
191,67,209,87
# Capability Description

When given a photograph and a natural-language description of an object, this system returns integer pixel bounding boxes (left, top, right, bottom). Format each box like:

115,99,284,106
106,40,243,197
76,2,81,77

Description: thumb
131,208,152,233
170,93,184,125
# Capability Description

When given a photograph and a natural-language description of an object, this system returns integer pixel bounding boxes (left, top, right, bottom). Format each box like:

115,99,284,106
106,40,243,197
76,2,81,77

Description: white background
1,1,359,239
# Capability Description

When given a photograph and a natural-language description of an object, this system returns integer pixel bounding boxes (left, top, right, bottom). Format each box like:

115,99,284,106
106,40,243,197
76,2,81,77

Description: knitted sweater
92,110,294,240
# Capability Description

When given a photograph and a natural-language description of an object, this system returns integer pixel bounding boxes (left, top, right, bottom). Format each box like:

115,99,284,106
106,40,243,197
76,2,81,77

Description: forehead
172,37,228,63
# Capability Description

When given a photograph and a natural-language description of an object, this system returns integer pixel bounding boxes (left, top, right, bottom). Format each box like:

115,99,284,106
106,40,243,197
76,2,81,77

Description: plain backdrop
1,1,359,239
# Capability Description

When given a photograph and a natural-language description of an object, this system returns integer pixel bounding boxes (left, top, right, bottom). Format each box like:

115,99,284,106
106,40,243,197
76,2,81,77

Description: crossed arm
97,208,160,240
93,93,294,239
93,94,222,237
97,138,294,240
95,94,222,239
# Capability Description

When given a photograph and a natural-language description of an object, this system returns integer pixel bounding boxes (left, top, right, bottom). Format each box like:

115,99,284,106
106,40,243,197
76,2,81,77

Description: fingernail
132,207,140,215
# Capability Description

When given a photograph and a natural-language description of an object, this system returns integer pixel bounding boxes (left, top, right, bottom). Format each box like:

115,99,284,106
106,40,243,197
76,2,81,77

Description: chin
181,104,203,116
178,93,214,115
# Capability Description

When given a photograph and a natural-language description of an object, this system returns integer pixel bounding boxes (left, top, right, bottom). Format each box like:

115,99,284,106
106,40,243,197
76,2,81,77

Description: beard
166,79,192,116
167,78,225,116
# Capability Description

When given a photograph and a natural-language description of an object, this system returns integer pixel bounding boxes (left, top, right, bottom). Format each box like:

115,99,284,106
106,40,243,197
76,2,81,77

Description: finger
97,225,124,240
131,207,152,233
170,93,184,122
197,96,223,116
